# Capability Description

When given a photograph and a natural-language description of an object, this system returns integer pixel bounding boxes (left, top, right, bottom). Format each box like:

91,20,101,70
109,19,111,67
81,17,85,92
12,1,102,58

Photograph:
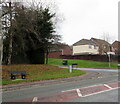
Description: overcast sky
25,0,119,45
53,0,119,45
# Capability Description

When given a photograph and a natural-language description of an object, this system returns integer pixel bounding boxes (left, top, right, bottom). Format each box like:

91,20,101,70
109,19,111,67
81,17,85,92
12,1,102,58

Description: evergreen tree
2,2,61,64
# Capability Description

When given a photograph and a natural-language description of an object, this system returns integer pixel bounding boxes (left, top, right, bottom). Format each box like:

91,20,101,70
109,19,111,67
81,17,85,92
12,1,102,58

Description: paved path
56,65,119,72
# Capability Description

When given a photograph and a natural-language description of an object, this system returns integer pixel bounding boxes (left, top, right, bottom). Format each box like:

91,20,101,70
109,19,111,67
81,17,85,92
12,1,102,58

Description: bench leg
21,74,26,79
11,75,16,80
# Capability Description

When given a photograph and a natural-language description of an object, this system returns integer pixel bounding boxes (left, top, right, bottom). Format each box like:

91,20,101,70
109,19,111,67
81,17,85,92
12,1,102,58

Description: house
72,38,113,55
72,39,99,55
90,38,113,55
112,41,120,54
48,43,72,58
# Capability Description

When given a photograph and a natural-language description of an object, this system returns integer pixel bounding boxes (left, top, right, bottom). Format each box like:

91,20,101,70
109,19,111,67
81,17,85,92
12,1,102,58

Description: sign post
108,53,111,67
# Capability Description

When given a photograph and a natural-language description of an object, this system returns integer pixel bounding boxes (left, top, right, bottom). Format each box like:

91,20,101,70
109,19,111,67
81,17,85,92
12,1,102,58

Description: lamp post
107,52,115,67
107,53,111,67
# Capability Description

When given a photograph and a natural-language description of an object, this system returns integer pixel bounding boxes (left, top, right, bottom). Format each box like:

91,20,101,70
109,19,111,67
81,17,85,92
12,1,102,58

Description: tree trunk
7,1,13,65
45,50,49,64
7,32,13,65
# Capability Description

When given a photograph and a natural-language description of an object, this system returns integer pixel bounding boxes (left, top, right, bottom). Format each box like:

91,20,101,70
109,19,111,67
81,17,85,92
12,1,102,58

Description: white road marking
62,89,76,92
104,84,112,89
81,87,118,97
76,89,82,97
32,97,38,102
98,77,102,78
61,84,101,92
61,83,119,97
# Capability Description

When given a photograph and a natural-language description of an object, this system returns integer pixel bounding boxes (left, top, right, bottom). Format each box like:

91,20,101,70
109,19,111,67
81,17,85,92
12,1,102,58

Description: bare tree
100,32,113,43
1,1,24,65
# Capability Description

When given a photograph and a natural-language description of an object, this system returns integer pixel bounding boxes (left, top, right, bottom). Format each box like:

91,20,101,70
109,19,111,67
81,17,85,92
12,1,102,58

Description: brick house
48,44,72,58
90,38,112,55
112,41,120,54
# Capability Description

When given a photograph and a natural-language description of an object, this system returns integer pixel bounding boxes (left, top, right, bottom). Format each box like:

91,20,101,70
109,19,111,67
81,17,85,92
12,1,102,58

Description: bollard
69,65,72,73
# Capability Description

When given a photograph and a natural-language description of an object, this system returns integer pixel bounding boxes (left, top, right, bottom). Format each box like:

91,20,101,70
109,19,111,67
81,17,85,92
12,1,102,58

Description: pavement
2,70,100,91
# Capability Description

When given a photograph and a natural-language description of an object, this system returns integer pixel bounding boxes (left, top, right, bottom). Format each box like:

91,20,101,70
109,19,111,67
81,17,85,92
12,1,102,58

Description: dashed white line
104,84,112,89
32,97,38,102
76,89,82,97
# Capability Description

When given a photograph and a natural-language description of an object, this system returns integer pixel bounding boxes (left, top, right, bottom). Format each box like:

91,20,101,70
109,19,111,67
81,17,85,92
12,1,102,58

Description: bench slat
8,71,26,74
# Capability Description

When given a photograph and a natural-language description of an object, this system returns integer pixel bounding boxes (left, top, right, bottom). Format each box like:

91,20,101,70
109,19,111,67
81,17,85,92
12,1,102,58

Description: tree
1,1,22,64
100,32,113,43
2,1,61,64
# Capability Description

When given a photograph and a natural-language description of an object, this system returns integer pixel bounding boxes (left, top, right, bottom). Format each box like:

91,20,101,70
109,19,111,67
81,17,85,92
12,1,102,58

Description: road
2,67,119,103
66,88,118,102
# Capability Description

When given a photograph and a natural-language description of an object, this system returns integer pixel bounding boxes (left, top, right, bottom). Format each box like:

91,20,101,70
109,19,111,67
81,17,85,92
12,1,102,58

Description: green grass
2,64,86,85
48,58,119,69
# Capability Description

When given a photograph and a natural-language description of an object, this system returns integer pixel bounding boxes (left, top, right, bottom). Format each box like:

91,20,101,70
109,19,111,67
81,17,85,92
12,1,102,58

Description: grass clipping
2,65,86,85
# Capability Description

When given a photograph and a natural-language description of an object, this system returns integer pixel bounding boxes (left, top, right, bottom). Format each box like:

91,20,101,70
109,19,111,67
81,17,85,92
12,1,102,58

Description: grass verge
48,58,119,69
2,64,86,85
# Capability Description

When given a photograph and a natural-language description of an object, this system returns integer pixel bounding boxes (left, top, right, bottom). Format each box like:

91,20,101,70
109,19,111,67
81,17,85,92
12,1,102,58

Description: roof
90,38,110,46
73,39,97,46
49,43,71,52
112,41,120,49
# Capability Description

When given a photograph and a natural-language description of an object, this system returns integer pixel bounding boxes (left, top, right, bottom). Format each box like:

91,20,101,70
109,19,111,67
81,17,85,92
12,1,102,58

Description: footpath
2,71,100,92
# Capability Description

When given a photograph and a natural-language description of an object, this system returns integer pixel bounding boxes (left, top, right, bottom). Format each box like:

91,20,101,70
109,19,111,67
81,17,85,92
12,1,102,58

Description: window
104,46,106,49
89,45,92,49
94,45,96,49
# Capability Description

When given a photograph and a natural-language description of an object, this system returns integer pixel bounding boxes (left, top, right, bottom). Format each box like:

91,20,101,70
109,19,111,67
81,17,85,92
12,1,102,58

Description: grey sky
7,0,119,45
55,0,118,45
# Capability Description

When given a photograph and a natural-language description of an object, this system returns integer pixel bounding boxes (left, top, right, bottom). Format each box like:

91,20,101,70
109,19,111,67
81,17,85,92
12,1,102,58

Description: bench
8,71,27,80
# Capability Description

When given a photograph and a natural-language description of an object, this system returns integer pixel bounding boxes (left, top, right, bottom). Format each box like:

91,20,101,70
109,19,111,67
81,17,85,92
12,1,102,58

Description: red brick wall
48,51,62,58
62,46,72,55
48,45,73,58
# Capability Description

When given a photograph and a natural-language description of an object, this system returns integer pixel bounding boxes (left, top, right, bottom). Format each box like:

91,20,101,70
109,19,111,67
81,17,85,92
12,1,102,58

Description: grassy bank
48,58,119,69
2,64,86,85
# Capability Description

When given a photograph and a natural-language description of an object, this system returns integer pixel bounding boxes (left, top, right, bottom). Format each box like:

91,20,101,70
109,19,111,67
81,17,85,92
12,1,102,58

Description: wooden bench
8,71,27,80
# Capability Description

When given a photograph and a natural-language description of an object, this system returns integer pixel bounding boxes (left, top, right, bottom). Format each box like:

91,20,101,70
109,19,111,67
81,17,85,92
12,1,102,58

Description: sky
54,0,119,45
9,0,119,45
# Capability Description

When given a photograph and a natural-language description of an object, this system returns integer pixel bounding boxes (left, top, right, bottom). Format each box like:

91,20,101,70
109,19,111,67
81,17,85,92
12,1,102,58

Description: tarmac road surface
66,88,118,102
